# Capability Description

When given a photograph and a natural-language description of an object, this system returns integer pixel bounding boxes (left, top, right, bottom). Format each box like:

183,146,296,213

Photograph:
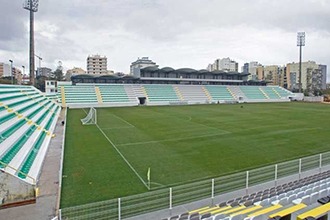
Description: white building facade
130,57,158,77
87,55,108,75
207,58,238,72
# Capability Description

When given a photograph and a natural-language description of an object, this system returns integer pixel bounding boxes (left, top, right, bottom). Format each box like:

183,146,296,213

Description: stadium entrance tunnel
138,97,146,105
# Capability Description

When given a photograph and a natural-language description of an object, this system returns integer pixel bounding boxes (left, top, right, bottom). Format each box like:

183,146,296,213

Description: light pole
23,0,39,86
297,32,306,93
9,60,13,84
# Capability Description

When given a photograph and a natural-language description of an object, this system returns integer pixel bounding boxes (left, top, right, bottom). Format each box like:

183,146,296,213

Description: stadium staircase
173,85,185,101
95,86,103,104
0,84,60,185
203,87,213,102
271,86,293,98
163,170,330,220
260,87,281,99
176,85,210,104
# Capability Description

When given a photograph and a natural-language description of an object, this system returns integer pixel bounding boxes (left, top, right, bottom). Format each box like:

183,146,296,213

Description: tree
52,68,64,81
36,75,47,92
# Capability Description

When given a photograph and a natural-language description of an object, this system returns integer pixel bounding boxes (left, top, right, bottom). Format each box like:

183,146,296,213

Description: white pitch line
96,124,149,189
110,113,135,128
117,132,231,147
82,109,149,189
100,126,134,130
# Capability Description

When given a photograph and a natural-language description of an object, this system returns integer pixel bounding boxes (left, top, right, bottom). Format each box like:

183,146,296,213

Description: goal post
81,107,97,125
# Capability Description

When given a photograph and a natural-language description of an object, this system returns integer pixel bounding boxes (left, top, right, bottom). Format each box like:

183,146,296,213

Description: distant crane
35,54,42,76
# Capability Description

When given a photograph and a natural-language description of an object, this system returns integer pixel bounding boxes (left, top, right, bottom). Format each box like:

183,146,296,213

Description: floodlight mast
23,0,39,86
297,32,305,93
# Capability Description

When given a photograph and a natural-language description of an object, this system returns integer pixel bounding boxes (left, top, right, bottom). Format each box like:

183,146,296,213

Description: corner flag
147,167,151,189
147,168,150,181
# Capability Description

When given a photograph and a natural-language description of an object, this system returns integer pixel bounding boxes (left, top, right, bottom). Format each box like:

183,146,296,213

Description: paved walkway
0,109,65,220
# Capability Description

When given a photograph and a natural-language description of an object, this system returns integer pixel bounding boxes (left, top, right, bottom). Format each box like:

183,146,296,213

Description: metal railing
60,152,330,220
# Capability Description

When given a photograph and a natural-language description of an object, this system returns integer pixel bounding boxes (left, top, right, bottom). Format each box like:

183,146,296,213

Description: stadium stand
239,86,268,100
58,84,140,107
56,84,293,107
98,84,130,103
57,84,98,106
0,84,60,186
204,86,236,103
163,170,330,220
143,84,180,104
270,86,293,98
176,85,210,104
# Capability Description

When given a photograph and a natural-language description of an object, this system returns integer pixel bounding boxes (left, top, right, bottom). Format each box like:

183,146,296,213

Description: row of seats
165,170,330,220
58,84,135,105
0,84,60,185
143,84,180,102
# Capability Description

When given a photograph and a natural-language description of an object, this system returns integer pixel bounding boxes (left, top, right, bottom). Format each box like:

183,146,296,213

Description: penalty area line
82,109,149,190
96,123,150,190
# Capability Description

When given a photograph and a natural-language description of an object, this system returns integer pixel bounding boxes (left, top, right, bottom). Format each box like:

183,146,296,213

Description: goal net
81,108,97,125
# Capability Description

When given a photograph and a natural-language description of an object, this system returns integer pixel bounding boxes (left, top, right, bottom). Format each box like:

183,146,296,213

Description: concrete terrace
0,109,65,220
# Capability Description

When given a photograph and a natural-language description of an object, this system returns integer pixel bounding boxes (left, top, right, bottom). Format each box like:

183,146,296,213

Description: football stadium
1,81,330,220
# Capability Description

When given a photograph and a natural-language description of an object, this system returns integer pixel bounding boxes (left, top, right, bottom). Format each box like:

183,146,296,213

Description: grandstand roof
160,67,175,72
142,66,159,72
175,68,198,73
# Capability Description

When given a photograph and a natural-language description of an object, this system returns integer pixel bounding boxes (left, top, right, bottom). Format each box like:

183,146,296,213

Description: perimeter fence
60,152,330,220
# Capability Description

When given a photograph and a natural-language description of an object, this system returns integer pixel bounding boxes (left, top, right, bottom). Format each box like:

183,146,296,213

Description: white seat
293,195,311,205
301,186,308,191
320,183,327,190
296,191,305,198
293,189,300,194
310,192,319,204
305,188,312,195
278,197,289,206
259,199,270,206
269,196,278,203
288,194,297,203
277,194,286,200
286,191,294,196
312,186,320,193
319,189,328,198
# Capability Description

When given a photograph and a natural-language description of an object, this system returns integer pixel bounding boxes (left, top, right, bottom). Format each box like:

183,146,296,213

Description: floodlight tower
23,0,39,86
297,32,305,93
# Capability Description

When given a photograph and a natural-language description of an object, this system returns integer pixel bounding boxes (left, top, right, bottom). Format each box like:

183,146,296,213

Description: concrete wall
304,96,323,102
0,171,35,206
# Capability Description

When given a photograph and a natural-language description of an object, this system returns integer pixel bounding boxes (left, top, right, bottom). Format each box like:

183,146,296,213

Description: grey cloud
0,0,329,77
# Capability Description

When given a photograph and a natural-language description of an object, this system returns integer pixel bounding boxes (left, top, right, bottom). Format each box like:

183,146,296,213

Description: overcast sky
0,0,329,80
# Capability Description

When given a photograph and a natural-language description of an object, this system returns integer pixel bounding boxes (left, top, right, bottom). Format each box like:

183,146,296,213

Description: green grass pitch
61,102,330,207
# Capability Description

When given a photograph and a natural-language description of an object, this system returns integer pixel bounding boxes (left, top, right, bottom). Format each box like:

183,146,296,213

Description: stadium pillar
274,164,278,187
319,154,322,173
211,179,215,205
118,198,121,220
246,171,249,195
299,159,302,179
169,188,172,215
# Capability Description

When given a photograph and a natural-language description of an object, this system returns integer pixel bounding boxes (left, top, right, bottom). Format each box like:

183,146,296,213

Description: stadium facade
71,66,267,86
